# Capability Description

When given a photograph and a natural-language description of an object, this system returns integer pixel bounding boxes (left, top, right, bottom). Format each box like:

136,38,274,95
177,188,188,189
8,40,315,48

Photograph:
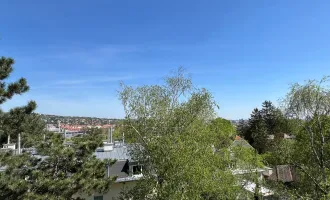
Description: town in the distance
43,113,240,132
42,114,120,132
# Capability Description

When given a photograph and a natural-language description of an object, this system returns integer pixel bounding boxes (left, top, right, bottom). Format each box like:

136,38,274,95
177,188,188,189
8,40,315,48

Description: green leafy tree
209,117,236,149
229,135,266,199
263,139,295,166
118,68,241,199
281,77,330,199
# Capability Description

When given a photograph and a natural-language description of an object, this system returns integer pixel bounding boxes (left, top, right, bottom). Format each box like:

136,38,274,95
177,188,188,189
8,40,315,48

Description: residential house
76,142,142,200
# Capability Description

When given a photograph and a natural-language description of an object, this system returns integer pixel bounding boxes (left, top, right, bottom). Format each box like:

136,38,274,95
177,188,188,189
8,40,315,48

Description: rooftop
94,144,131,161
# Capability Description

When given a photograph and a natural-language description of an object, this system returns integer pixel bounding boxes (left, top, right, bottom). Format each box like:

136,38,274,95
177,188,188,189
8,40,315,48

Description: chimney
18,133,21,154
107,164,111,177
108,127,113,143
58,121,61,133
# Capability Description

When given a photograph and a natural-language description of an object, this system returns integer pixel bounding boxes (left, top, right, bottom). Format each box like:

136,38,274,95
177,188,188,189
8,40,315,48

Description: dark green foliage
238,101,290,153
0,56,37,145
248,108,268,153
0,101,40,145
237,119,251,142
0,129,116,200
260,101,277,135
0,56,116,199
0,57,29,104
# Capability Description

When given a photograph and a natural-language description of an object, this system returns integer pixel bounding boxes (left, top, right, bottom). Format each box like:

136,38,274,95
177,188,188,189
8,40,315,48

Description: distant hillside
39,114,123,125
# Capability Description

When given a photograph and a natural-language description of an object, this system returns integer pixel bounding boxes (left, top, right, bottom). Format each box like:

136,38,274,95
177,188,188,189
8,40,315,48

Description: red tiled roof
59,124,114,131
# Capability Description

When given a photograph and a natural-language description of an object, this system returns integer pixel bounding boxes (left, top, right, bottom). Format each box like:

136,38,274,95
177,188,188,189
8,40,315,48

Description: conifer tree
248,108,268,153
0,56,116,199
0,56,35,145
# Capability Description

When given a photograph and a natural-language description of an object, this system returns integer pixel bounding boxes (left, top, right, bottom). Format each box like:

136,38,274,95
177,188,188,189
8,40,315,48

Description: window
133,165,142,175
94,196,103,200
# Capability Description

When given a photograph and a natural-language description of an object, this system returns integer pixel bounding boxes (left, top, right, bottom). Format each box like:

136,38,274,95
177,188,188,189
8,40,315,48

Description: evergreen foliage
0,56,116,199
237,101,290,153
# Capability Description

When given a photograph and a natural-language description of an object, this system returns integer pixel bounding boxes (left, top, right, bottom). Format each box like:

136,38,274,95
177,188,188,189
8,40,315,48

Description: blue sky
1,0,330,119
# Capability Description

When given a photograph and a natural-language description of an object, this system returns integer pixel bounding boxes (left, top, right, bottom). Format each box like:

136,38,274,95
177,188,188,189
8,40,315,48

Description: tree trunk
320,135,327,184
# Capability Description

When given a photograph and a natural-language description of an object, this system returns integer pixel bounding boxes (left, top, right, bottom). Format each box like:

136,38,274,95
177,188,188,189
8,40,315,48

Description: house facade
77,142,142,200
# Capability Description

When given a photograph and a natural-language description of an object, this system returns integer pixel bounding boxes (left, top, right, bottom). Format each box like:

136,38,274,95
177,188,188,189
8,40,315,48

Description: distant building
46,124,60,132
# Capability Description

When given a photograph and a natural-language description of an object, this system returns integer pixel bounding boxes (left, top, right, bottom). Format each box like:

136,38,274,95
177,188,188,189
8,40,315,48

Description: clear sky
1,0,330,119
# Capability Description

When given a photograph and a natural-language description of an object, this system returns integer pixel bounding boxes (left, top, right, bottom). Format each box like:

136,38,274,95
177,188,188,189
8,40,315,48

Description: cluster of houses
46,123,114,132
0,126,297,200
80,135,297,199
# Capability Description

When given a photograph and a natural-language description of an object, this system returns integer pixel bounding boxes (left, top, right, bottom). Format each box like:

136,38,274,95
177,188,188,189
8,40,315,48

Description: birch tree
118,68,241,199
283,76,330,198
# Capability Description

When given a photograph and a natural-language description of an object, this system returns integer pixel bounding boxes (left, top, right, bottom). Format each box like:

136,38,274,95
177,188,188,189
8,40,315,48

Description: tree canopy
237,101,292,153
0,56,38,145
280,77,330,199
117,68,245,199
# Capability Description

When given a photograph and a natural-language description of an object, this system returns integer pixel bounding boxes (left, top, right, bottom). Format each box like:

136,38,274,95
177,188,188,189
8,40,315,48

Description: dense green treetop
118,68,261,199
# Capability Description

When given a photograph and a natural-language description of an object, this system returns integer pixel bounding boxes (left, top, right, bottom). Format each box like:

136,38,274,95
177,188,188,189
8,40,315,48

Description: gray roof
94,146,131,160
110,160,129,178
